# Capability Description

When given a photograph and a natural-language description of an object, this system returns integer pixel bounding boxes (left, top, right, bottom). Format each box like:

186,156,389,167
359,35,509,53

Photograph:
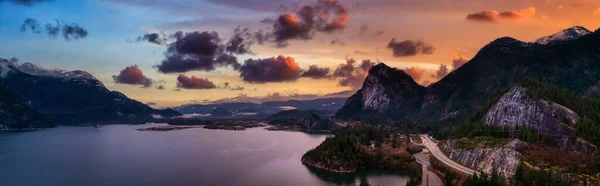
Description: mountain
0,59,181,126
336,63,425,121
265,109,333,122
535,26,591,45
337,26,600,144
174,97,347,118
0,86,54,129
210,108,233,117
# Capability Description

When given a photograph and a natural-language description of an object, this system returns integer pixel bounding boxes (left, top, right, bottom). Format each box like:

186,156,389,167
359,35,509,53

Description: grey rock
442,139,523,178
484,86,596,152
484,86,578,138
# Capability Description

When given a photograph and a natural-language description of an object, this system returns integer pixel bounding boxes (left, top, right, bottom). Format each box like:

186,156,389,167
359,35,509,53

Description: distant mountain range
173,97,347,119
0,60,181,128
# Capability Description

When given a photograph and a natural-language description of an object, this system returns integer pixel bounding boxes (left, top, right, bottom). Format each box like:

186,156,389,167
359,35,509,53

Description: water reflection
304,164,410,185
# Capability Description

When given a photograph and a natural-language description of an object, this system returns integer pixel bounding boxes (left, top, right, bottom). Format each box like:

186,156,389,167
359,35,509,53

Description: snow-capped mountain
535,26,591,45
0,59,181,126
16,62,106,88
17,62,96,80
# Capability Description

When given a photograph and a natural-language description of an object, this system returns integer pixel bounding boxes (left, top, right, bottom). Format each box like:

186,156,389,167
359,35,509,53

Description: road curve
419,135,478,176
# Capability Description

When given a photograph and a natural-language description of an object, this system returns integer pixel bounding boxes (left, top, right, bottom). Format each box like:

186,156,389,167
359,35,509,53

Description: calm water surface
0,124,409,186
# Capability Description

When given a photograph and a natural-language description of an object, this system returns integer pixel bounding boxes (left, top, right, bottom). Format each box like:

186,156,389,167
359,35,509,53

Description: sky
0,0,599,108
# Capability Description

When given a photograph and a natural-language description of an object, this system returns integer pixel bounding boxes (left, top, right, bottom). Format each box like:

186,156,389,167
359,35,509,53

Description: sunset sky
1,0,599,107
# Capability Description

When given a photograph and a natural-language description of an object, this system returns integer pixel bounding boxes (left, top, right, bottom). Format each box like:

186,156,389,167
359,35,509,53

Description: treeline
301,126,422,185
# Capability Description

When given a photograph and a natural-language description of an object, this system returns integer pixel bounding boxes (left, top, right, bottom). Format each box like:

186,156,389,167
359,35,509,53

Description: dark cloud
239,55,302,83
112,66,153,88
333,59,377,89
155,31,242,73
267,0,351,47
301,65,331,79
20,18,88,41
403,67,426,82
330,39,346,46
146,102,157,106
136,32,167,45
452,55,469,70
466,7,536,23
387,39,435,57
176,74,217,89
466,11,499,23
0,0,52,6
433,64,449,80
225,27,255,55
359,59,376,72
333,58,356,77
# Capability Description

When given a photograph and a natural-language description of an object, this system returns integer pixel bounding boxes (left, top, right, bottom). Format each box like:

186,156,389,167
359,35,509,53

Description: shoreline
300,158,356,173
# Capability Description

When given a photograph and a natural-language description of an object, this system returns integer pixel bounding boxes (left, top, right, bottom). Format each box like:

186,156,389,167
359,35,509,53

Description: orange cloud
452,54,470,70
499,7,536,19
403,67,426,82
594,8,600,15
466,7,536,23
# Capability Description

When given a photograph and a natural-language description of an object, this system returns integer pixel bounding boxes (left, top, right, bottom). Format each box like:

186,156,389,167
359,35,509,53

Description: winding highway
419,135,478,176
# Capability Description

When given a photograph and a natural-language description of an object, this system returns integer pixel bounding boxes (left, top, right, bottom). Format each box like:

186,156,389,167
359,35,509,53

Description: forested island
301,126,424,185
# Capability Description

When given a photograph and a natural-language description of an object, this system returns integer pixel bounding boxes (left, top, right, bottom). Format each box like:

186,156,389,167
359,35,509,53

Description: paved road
413,150,443,186
419,135,478,176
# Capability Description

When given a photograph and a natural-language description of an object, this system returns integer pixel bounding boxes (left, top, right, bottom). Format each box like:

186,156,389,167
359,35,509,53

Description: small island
136,125,199,131
168,119,267,131
301,126,424,185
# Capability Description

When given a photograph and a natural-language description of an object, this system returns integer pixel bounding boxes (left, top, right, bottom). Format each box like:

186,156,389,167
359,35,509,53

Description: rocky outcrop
442,139,526,178
300,114,335,131
484,85,597,153
484,86,578,137
336,63,425,120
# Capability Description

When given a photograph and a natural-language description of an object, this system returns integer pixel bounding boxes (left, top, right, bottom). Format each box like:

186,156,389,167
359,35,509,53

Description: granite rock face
484,85,597,152
442,139,526,178
335,63,425,120
484,86,579,137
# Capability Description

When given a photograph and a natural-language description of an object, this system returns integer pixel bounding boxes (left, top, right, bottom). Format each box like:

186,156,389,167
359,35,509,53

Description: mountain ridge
0,59,181,127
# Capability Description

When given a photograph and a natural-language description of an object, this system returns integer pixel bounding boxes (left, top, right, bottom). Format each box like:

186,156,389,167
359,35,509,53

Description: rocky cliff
485,85,597,152
336,63,425,120
441,138,526,178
